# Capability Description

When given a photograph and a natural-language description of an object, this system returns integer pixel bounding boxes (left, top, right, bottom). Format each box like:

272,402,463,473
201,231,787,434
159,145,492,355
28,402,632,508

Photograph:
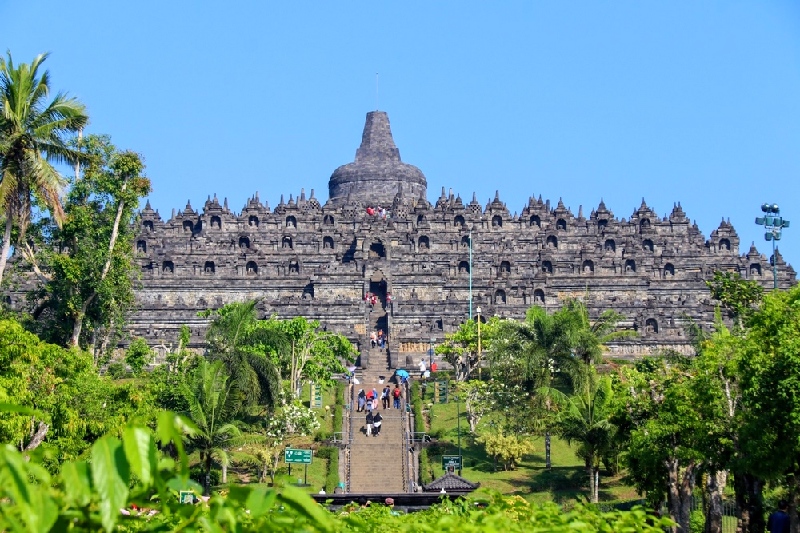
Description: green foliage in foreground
0,408,672,532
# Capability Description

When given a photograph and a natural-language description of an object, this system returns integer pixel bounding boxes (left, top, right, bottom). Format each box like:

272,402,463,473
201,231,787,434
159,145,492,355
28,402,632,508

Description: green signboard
442,455,462,471
284,448,313,464
179,490,195,504
311,382,323,408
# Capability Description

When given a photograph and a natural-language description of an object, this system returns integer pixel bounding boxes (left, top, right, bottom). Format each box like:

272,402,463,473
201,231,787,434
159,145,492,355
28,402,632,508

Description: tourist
366,206,375,216
768,500,790,533
393,384,402,409
372,411,382,436
357,389,366,412
370,331,377,348
319,488,326,495
431,360,438,373
419,359,427,378
382,385,391,409
365,410,374,436
366,389,374,411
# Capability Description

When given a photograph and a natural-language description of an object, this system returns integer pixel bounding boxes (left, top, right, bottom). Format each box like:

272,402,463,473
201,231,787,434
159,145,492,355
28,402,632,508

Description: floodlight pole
755,203,791,289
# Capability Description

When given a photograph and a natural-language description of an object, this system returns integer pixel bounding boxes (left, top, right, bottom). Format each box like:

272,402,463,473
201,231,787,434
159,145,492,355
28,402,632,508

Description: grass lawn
422,386,639,504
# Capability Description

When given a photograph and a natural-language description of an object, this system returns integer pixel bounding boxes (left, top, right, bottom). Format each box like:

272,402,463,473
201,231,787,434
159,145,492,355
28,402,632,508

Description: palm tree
0,52,88,284
492,306,578,468
182,358,246,494
559,373,617,503
204,301,287,414
561,299,632,369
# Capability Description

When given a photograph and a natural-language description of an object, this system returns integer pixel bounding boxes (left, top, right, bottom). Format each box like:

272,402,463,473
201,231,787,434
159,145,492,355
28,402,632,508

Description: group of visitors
369,329,387,348
365,205,388,218
418,358,437,378
357,384,402,412
365,292,379,307
364,410,383,436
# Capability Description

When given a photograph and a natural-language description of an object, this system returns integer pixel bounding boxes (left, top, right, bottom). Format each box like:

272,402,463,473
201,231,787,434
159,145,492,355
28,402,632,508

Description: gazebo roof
422,472,480,493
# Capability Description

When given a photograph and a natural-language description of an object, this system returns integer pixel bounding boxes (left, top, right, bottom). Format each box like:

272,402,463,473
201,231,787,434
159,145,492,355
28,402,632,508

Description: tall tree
738,284,800,531
181,358,245,495
31,135,150,350
706,271,763,329
437,316,500,382
614,356,705,533
0,52,88,284
269,316,356,397
559,372,617,503
202,301,286,414
491,305,580,469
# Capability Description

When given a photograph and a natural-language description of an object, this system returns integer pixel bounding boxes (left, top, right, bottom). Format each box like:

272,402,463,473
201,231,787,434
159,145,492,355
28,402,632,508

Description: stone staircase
348,368,407,493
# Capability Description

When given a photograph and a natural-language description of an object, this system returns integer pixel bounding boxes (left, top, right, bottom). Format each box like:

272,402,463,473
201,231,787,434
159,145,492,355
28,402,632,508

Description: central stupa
328,111,427,206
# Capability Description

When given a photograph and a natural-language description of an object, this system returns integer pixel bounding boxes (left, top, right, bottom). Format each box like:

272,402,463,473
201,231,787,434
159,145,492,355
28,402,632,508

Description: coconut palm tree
492,305,579,468
204,300,288,414
559,373,617,503
0,52,88,284
182,358,246,495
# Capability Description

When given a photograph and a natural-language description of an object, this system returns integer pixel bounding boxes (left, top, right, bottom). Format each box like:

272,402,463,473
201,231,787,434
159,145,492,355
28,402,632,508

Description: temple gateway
129,111,796,366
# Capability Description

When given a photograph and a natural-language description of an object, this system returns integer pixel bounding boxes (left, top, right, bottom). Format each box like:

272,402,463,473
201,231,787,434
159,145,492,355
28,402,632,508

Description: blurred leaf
60,461,92,507
123,426,157,487
90,436,130,532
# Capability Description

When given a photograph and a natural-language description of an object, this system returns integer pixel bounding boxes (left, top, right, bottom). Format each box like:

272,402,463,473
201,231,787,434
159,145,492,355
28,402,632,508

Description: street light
429,337,435,366
456,387,462,476
755,203,791,289
476,306,482,379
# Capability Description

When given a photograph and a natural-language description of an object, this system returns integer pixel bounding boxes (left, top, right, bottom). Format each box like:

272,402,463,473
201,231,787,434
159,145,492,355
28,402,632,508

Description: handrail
401,396,408,493
345,379,356,493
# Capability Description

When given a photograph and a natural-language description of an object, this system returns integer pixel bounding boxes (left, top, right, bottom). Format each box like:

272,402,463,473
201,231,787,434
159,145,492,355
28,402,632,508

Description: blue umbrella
396,369,409,378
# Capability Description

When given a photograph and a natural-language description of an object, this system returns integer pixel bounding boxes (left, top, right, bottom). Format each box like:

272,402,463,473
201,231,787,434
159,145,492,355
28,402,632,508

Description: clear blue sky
3,1,799,267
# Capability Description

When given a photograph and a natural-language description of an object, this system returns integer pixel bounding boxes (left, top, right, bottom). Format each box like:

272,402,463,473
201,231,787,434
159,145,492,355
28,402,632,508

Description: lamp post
468,229,473,320
456,382,462,476
429,337,435,366
755,203,790,289
476,306,482,379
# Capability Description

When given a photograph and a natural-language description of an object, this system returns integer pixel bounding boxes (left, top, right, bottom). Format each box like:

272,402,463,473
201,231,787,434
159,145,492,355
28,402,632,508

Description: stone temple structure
128,111,795,365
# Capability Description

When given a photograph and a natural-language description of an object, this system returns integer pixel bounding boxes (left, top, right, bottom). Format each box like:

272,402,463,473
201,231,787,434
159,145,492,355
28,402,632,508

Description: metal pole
773,238,778,290
456,383,462,476
469,230,473,320
477,309,481,379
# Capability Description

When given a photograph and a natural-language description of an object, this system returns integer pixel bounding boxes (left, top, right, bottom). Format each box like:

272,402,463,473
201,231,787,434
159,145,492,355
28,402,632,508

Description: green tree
0,318,154,467
270,315,356,397
706,271,763,328
559,372,617,504
124,337,153,375
203,301,286,414
0,52,88,285
614,356,705,533
30,135,150,350
491,305,578,469
181,358,246,495
477,431,535,471
436,316,500,381
738,284,800,531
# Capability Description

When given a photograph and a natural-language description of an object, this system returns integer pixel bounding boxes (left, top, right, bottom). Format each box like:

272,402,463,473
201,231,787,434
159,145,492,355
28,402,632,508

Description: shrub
314,430,331,442
315,446,335,460
325,447,340,493
125,337,153,374
107,362,127,379
190,465,220,487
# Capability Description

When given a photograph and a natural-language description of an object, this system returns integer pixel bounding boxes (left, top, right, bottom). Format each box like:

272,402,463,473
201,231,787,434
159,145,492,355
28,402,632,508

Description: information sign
442,455,462,471
284,448,313,464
